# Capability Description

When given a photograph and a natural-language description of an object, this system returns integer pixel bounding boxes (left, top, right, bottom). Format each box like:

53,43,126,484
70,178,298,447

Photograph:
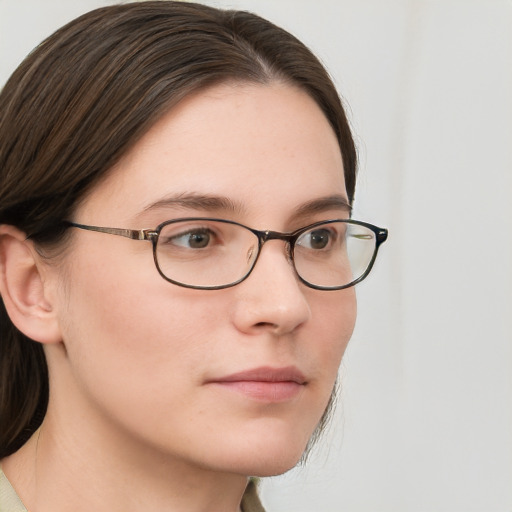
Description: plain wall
1,1,511,510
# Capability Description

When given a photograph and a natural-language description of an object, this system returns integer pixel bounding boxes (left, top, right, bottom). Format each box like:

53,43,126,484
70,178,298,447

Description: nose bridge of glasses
260,229,294,243
257,230,295,263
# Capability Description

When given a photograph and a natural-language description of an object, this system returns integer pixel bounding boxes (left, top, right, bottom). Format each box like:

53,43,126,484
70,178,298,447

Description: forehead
78,82,347,226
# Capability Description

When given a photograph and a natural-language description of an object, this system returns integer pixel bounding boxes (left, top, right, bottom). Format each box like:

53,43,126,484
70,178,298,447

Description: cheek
64,287,208,374
301,288,356,419
55,249,219,416
308,288,357,371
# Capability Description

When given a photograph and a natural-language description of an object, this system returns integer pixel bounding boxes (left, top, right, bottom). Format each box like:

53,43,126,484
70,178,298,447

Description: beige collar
0,466,28,512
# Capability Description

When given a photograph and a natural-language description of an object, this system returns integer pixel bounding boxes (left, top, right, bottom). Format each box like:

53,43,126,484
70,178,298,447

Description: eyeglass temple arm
65,222,157,241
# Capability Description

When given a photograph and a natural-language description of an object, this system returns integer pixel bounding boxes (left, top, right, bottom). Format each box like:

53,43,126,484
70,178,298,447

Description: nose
231,240,312,336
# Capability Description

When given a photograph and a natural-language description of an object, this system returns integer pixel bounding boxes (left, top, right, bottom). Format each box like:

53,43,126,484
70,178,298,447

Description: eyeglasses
65,218,388,290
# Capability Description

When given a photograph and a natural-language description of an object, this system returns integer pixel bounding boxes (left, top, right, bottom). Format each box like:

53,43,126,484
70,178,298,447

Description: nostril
255,322,275,328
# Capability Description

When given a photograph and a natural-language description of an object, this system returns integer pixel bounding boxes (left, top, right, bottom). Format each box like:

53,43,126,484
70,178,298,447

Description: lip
206,366,307,403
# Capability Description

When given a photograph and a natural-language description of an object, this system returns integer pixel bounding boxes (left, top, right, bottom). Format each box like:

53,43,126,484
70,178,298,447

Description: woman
0,2,387,511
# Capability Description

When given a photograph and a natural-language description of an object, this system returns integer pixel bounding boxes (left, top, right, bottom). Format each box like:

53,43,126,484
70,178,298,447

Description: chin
228,453,305,478
219,428,312,477
216,405,331,476
249,457,303,478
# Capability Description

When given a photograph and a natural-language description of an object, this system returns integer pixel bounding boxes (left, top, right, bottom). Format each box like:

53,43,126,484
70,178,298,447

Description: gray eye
186,231,211,248
298,228,334,250
308,229,330,249
169,229,213,249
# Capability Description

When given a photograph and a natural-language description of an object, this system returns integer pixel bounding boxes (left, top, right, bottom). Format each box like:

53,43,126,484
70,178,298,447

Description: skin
1,82,357,512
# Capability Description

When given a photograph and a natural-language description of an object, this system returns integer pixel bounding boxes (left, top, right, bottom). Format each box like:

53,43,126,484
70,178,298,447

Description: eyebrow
142,192,246,215
140,192,352,219
293,195,352,218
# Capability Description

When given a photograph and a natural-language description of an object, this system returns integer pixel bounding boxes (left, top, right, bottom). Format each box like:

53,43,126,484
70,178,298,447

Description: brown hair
0,1,357,458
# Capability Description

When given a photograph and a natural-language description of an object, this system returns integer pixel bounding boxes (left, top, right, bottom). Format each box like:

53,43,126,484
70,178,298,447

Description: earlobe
0,224,62,344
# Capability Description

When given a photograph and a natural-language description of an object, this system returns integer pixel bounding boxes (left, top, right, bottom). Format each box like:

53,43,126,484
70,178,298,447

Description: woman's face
49,82,356,477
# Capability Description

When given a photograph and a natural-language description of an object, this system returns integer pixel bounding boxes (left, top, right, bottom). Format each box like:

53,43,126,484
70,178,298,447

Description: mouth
206,366,307,403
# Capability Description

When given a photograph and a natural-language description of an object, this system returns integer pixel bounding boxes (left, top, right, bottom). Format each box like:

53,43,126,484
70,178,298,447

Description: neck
3,409,248,512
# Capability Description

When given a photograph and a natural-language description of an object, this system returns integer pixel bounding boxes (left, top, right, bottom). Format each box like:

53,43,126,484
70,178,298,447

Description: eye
166,228,217,249
297,228,336,250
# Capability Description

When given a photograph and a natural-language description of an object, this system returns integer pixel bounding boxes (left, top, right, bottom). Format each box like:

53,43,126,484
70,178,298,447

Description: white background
1,1,511,510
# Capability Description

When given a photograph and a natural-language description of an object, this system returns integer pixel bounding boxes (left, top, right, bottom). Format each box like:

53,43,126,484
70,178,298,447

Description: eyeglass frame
63,217,388,291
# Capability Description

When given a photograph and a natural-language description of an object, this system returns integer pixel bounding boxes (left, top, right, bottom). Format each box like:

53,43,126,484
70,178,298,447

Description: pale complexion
0,82,356,512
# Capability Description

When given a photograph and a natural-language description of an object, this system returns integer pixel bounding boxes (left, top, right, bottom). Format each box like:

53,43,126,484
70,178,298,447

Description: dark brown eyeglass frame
64,218,388,291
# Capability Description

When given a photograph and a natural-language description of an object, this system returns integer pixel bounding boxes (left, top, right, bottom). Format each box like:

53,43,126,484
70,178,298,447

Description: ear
0,225,62,344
